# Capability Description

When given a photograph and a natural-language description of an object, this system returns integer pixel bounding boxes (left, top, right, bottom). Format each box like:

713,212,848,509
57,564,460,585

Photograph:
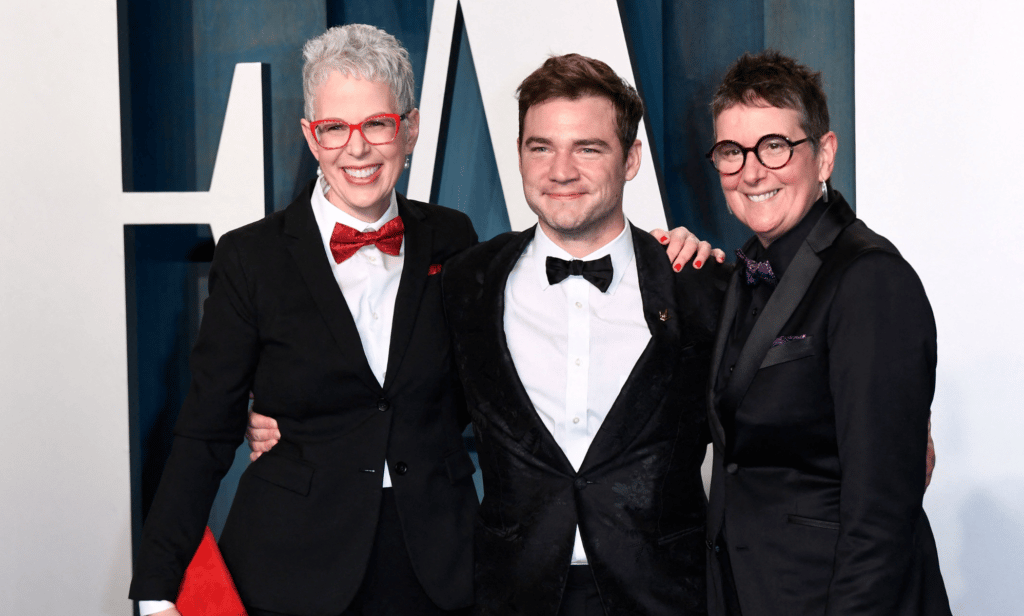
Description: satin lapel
718,200,855,413
282,188,380,392
706,257,746,447
382,195,430,391
485,227,574,471
580,228,680,473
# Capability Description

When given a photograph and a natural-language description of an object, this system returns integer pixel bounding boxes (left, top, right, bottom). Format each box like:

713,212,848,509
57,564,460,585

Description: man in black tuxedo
441,54,728,616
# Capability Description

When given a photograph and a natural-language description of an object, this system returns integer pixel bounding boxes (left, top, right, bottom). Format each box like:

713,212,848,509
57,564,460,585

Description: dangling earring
404,156,410,170
821,180,829,202
317,166,330,195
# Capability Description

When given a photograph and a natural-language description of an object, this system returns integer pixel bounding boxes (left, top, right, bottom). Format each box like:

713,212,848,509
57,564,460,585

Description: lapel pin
659,309,671,322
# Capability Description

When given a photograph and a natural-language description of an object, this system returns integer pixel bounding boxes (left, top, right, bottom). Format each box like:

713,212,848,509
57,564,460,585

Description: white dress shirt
139,180,403,616
503,222,651,565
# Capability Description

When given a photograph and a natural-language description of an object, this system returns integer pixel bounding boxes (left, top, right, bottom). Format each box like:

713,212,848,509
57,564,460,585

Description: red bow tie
329,216,405,263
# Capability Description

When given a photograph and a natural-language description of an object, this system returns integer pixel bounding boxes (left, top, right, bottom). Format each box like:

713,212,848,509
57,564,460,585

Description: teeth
344,165,381,179
748,189,779,203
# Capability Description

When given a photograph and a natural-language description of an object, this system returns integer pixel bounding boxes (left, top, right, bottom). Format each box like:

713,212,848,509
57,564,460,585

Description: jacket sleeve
128,232,259,601
824,250,936,615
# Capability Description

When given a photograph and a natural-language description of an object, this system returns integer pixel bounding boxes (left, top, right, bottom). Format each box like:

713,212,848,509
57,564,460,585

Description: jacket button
377,399,390,412
726,463,739,474
574,478,587,490
706,539,714,550
715,545,721,553
396,462,408,475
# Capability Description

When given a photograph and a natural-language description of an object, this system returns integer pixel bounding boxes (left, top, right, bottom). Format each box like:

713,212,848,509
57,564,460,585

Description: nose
549,151,578,183
740,150,767,184
345,127,371,156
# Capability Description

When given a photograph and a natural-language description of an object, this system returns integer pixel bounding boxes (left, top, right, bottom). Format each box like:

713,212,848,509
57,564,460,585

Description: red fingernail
660,236,668,243
694,260,702,268
673,263,682,272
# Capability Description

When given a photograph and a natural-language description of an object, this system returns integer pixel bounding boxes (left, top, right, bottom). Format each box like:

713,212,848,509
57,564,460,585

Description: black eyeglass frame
705,134,810,175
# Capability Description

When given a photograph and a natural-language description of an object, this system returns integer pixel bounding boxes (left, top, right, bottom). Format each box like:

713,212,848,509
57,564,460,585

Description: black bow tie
545,255,614,292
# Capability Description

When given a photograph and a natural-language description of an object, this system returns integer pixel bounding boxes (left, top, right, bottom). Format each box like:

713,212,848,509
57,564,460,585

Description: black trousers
556,566,606,616
247,489,467,616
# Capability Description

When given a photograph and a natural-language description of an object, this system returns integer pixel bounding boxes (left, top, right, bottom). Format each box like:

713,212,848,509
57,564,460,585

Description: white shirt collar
531,220,635,295
310,177,400,246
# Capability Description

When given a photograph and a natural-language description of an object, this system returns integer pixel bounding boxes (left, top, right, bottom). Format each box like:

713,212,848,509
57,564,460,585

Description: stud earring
404,156,410,170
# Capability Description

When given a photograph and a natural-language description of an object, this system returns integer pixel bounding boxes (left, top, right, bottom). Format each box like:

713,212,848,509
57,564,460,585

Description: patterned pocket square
428,264,443,276
772,334,807,347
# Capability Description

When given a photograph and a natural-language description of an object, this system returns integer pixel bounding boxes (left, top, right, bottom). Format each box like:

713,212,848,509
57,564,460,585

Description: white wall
856,1,1024,612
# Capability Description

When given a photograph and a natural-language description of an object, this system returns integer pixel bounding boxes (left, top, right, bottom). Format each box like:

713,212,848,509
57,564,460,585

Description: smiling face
518,96,641,256
300,71,419,222
714,102,836,246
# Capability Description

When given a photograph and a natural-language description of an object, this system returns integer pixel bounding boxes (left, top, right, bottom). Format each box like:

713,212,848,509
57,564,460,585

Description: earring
317,166,330,195
404,156,410,170
821,180,829,202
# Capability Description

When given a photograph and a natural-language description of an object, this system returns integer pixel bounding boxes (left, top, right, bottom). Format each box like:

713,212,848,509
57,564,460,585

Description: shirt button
729,365,735,373
573,417,580,424
373,312,379,320
575,302,582,309
396,462,408,475
752,307,758,316
575,358,581,366
368,255,377,262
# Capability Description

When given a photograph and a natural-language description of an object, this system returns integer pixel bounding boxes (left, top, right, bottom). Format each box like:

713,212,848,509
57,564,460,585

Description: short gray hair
301,24,416,121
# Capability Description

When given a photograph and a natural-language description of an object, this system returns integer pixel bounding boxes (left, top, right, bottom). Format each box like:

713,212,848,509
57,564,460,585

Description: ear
300,119,321,162
816,131,837,182
624,139,643,181
403,108,420,155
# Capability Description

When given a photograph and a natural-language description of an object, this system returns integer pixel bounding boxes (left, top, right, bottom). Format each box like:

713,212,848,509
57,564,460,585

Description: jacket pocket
787,514,839,531
444,449,477,484
249,453,315,496
759,335,814,369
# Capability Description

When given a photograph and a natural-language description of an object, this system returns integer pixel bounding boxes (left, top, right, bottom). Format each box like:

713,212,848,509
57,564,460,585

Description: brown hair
711,50,830,153
516,53,644,160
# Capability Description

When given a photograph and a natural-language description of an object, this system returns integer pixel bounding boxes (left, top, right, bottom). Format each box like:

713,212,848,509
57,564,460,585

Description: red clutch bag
175,526,247,616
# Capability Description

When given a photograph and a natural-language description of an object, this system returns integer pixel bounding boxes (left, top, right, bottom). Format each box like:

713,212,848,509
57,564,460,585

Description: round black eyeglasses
705,134,809,175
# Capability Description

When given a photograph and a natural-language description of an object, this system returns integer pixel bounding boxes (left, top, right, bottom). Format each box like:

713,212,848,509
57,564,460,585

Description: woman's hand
650,226,726,271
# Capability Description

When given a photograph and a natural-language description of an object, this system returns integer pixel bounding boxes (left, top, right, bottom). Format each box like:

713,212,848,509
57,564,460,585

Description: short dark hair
516,53,644,160
711,50,830,153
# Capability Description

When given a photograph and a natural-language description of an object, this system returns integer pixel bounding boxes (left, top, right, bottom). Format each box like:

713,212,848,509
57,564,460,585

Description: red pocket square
176,527,247,616
428,264,443,275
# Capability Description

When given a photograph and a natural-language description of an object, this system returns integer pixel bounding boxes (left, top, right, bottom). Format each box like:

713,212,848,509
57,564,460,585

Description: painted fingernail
660,236,668,243
694,260,702,268
717,255,725,262
673,263,682,272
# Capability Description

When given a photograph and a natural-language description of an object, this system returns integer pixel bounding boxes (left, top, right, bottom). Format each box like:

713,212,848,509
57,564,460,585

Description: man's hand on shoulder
247,408,281,462
650,226,726,272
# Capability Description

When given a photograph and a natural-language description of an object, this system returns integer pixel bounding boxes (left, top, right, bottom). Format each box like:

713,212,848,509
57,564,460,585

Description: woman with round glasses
703,51,952,616
129,25,479,616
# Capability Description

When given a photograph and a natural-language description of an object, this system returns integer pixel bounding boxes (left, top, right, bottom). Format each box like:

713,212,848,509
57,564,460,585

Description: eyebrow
522,136,611,149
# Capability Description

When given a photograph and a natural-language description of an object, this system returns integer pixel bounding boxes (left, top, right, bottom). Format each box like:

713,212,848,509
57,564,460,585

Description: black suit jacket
705,195,951,616
443,225,729,616
129,181,480,615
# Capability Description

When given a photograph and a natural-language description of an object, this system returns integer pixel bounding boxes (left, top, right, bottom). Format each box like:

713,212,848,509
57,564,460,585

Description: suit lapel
382,194,431,391
482,227,575,471
706,257,746,447
580,227,680,473
718,199,856,414
282,184,380,392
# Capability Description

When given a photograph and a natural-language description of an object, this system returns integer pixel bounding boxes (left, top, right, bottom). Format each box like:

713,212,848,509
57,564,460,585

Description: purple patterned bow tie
736,249,777,286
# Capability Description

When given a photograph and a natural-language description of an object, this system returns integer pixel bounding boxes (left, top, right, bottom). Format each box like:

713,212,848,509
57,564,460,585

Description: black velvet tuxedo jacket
443,225,729,616
129,181,480,615
705,195,951,616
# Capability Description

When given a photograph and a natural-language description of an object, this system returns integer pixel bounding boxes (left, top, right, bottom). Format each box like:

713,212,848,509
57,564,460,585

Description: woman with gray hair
129,24,478,616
